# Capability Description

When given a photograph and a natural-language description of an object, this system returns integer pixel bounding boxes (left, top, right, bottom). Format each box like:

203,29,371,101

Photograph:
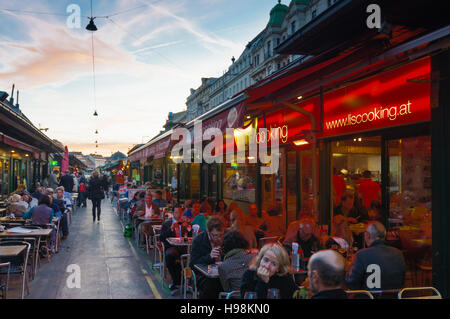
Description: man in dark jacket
283,217,322,260
59,170,74,194
345,221,406,291
160,207,191,292
189,216,225,299
308,250,348,299
87,171,105,222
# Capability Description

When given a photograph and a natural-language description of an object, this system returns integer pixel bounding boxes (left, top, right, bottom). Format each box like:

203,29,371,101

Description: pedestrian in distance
87,171,105,222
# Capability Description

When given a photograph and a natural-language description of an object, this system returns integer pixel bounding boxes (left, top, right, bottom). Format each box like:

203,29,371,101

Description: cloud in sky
0,0,276,155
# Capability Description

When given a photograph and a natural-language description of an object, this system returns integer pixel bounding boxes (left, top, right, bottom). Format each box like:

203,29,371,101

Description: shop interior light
247,156,256,160
11,150,15,153
358,138,362,142
246,115,251,119
25,154,29,157
297,96,303,100
293,139,309,146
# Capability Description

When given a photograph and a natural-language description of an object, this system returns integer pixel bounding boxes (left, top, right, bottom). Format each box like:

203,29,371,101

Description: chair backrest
368,289,401,299
398,287,442,299
226,291,241,299
346,290,375,299
258,236,280,248
180,254,190,270
0,241,31,270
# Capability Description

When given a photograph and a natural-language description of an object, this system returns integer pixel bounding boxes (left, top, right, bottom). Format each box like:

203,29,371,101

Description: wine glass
267,288,280,299
244,292,257,299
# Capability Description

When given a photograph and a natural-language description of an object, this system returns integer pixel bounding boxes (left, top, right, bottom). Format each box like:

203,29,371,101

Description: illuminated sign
50,161,58,166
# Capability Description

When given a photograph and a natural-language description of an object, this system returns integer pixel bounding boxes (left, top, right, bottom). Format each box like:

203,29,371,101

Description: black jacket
87,177,105,200
311,289,348,299
283,234,322,259
240,269,296,299
189,231,214,268
59,175,74,193
345,240,406,290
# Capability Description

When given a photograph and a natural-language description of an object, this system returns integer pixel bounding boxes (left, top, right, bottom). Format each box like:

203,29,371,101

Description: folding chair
258,236,280,249
180,254,197,299
398,287,442,299
346,290,374,299
0,241,31,299
0,262,10,299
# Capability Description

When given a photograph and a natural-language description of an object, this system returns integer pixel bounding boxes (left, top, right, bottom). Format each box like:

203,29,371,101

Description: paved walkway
24,199,172,299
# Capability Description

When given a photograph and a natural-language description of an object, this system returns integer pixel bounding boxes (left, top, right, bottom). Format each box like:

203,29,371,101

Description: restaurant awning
0,133,41,155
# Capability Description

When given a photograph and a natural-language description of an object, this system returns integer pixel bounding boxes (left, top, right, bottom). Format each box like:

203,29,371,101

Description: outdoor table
0,208,6,217
0,228,53,238
0,217,59,223
167,237,193,253
167,237,193,246
0,245,26,258
194,263,221,279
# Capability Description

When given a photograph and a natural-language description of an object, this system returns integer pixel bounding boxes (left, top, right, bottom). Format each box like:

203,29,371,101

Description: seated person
190,201,207,233
182,200,194,220
152,190,168,208
283,217,322,260
160,207,192,292
136,193,161,242
308,250,348,299
189,217,225,299
218,230,256,292
200,198,213,216
230,208,257,249
258,207,286,238
345,221,406,290
364,200,383,223
244,203,263,229
214,200,227,216
129,192,146,217
23,195,55,225
325,215,353,252
334,193,361,223
6,194,27,217
52,187,70,239
240,243,296,299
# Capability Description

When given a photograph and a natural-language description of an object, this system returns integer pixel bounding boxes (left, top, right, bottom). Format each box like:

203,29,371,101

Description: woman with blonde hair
240,243,296,299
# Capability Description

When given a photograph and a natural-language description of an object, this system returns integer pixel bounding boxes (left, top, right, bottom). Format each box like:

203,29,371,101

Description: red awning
1,133,41,155
245,54,346,105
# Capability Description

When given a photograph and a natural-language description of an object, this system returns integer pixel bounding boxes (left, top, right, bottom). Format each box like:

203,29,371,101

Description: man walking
87,171,105,222
59,170,74,194
77,172,87,208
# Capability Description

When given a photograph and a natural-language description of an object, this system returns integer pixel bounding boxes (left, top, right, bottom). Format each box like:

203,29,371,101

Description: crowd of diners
118,181,407,299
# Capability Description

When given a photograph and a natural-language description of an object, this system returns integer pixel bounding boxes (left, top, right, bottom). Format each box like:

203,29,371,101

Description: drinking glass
267,288,281,299
244,292,257,299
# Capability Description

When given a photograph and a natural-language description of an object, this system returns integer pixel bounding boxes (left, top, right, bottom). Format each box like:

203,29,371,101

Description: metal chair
0,262,10,299
219,290,241,299
180,254,197,299
398,287,442,299
345,290,375,299
0,241,31,299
